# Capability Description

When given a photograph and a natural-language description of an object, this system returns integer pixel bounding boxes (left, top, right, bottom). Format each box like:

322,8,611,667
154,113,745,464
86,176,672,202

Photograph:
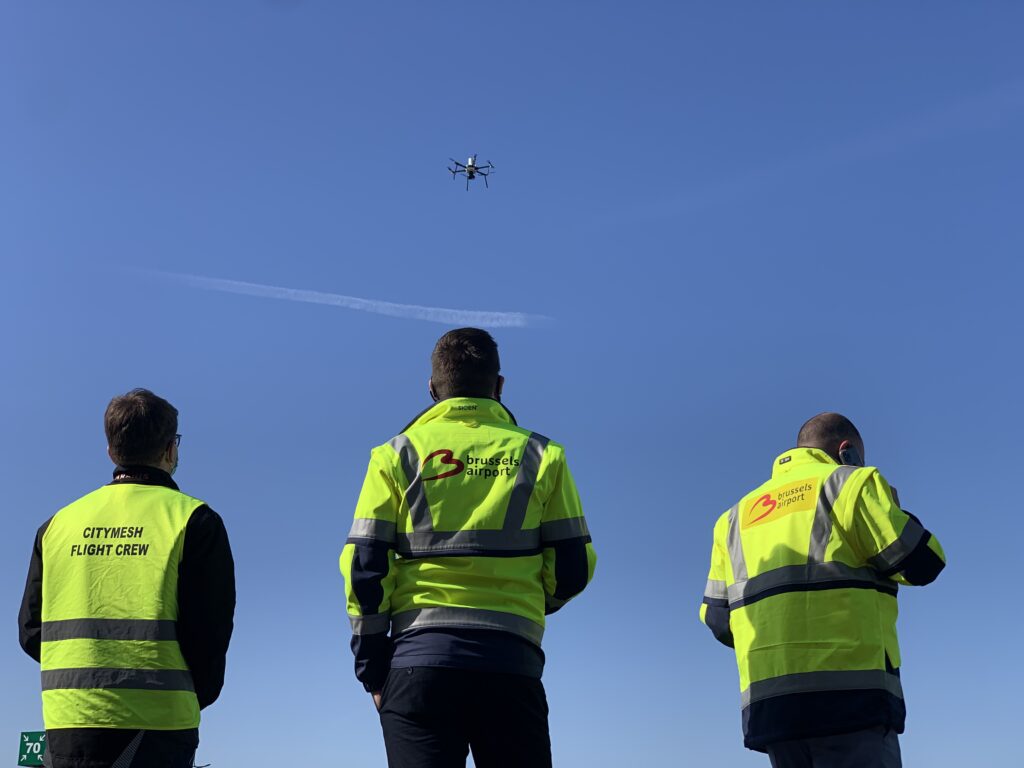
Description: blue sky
2,2,1022,765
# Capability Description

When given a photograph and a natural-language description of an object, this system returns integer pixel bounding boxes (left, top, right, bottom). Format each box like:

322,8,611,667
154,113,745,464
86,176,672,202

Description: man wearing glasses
19,388,235,768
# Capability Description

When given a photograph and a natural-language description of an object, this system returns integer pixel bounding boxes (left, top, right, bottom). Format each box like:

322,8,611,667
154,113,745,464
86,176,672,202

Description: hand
372,691,383,711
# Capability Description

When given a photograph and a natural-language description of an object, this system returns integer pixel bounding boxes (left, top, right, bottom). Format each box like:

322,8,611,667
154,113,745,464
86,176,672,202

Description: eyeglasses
172,434,182,447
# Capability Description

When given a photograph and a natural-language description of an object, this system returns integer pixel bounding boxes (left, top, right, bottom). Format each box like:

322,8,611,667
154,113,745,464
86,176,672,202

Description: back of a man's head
431,328,501,400
797,412,863,463
105,388,178,467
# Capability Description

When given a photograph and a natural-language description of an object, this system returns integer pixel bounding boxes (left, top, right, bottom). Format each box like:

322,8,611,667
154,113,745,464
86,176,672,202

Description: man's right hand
372,691,383,711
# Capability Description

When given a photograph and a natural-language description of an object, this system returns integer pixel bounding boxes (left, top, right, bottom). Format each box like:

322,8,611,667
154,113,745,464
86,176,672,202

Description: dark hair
430,328,501,399
797,412,862,458
104,388,178,466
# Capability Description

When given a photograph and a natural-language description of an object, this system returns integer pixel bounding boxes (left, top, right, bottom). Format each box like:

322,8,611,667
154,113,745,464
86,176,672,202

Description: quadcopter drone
448,155,495,190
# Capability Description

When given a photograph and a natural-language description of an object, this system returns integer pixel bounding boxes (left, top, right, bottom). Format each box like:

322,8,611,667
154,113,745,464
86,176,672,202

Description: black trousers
767,727,902,768
44,729,198,768
378,667,551,768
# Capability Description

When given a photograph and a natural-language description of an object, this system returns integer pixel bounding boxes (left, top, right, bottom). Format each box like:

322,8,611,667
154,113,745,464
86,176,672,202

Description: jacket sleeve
847,469,946,586
539,446,596,615
340,445,400,692
177,505,236,709
19,519,52,662
700,513,734,648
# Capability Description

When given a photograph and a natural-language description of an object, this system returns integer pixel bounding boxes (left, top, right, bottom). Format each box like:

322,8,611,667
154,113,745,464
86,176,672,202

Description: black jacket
18,466,235,767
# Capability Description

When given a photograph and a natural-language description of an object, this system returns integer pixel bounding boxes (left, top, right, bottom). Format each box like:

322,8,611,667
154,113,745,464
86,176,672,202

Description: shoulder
712,508,731,538
840,465,890,499
186,504,225,529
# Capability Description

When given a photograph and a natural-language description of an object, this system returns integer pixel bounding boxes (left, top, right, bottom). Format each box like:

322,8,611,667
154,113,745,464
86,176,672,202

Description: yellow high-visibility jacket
700,448,945,750
340,397,596,689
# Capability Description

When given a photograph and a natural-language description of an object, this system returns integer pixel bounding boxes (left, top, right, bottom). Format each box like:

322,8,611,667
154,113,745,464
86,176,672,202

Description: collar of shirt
771,447,837,478
403,397,518,432
109,465,179,491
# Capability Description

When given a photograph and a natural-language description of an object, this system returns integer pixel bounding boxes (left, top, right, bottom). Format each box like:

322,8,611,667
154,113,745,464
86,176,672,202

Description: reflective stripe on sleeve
727,561,898,609
869,517,927,573
41,667,195,692
726,503,748,582
388,435,433,532
741,668,904,708
41,619,178,643
704,579,729,601
545,595,568,610
503,433,550,532
349,613,391,635
807,465,858,563
540,516,590,542
347,518,397,544
391,606,544,646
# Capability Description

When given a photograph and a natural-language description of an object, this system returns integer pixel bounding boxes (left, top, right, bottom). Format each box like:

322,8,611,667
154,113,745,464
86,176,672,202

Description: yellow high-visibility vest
41,483,203,730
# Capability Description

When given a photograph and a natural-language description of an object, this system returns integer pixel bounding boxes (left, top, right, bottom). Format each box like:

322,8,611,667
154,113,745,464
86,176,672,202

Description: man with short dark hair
699,412,945,768
340,328,596,768
19,388,235,768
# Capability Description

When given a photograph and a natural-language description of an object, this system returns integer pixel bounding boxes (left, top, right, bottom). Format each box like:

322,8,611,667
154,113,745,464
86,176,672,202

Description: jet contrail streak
153,271,549,328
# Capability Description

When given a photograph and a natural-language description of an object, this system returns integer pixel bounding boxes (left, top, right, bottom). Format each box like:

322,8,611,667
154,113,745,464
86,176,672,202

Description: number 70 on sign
19,731,46,767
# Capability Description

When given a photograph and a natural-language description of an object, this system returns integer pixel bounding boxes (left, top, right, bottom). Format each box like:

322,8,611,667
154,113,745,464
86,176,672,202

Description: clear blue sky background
2,3,1022,765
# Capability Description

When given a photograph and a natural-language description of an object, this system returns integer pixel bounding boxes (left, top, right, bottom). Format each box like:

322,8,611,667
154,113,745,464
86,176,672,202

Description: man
340,327,596,768
19,388,235,768
699,413,945,767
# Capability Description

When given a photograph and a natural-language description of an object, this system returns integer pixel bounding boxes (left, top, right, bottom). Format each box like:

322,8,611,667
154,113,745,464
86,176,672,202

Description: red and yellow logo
421,449,465,482
742,479,818,529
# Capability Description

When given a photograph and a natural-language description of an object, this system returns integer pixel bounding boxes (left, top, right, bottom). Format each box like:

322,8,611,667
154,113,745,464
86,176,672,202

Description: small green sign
18,732,46,767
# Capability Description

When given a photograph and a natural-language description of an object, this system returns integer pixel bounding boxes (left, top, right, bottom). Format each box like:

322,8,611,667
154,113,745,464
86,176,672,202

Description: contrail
150,271,549,328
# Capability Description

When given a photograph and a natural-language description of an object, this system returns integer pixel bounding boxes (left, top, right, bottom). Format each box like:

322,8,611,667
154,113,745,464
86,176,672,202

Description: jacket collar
402,397,517,432
109,465,179,491
771,447,838,478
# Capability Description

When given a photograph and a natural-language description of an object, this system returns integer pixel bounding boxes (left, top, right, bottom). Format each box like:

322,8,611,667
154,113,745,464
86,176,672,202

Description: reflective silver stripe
347,517,397,544
540,516,590,542
704,579,729,601
503,433,550,532
741,669,904,708
110,731,144,768
41,619,177,642
391,607,545,646
388,435,432,532
727,561,897,606
349,613,391,635
41,667,195,692
808,466,858,564
869,517,926,572
396,528,540,555
726,503,747,582
545,595,568,611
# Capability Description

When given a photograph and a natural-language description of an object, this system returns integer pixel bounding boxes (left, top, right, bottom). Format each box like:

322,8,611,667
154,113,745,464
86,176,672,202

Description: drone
448,155,495,190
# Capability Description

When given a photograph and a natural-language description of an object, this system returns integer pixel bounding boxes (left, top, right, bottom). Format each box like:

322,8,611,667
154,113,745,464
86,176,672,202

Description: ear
495,375,504,399
428,378,439,402
107,446,116,465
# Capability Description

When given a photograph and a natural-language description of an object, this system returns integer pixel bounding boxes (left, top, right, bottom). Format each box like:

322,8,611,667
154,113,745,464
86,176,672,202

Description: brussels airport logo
421,449,523,481
748,494,777,524
421,449,465,482
742,480,817,529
